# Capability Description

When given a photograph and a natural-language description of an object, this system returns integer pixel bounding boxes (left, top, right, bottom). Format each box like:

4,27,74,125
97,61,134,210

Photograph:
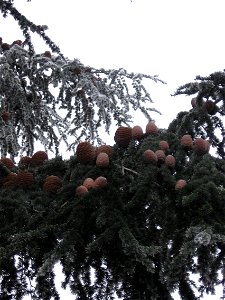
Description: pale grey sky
3,0,225,132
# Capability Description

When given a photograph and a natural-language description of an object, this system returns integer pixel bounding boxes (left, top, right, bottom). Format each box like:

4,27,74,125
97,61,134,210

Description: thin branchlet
0,43,163,157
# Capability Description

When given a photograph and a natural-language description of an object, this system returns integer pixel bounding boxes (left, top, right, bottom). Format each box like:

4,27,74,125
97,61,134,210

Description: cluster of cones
175,135,210,190
114,121,158,147
76,176,108,196
0,37,52,58
0,38,23,51
180,135,210,154
191,97,217,115
1,151,48,190
144,134,210,190
1,151,67,195
0,124,212,195
0,148,109,197
76,142,112,167
74,123,211,192
74,143,112,196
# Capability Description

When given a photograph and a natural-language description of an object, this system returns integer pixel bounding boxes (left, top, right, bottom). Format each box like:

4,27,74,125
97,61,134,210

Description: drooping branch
0,0,63,56
0,44,164,157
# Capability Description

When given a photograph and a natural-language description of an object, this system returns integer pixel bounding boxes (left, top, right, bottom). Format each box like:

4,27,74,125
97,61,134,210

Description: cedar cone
76,185,88,196
2,111,11,122
155,150,166,162
180,135,193,149
76,141,96,164
194,138,209,154
159,140,169,151
175,179,187,190
83,178,96,189
44,175,62,186
145,122,158,135
143,149,158,164
17,171,34,189
12,40,23,46
191,97,197,108
96,145,113,156
43,182,60,194
203,100,216,114
131,125,144,140
165,155,176,168
114,126,132,148
31,151,48,166
1,43,10,51
96,152,109,168
2,172,18,188
95,176,108,188
0,158,15,169
44,51,52,58
43,175,62,194
20,156,32,167
5,172,18,182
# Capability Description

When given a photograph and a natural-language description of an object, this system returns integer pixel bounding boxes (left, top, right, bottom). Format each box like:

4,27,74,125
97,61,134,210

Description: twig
115,163,139,176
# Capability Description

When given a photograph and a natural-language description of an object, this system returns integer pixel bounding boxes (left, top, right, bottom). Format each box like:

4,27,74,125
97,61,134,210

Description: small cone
20,156,32,167
17,171,34,189
175,179,187,190
114,127,132,148
12,40,23,46
76,141,96,164
2,172,18,188
0,158,15,169
165,155,176,168
96,145,113,157
1,43,10,51
44,175,62,185
31,151,48,166
131,125,144,140
191,97,197,108
96,152,109,168
155,150,166,162
204,100,215,114
76,185,88,196
95,176,108,188
2,111,11,122
83,178,96,189
194,138,209,154
43,175,62,194
159,140,169,151
146,122,158,135
143,150,158,164
44,51,52,58
180,135,193,149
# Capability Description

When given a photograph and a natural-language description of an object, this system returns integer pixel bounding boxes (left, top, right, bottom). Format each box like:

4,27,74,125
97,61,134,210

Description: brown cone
76,141,96,164
114,127,132,147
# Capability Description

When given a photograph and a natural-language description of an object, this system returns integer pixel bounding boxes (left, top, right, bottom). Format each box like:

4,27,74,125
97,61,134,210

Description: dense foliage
0,1,225,300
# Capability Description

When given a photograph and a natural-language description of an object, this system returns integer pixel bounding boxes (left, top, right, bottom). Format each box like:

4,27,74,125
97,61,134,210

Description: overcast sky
2,0,225,134
1,0,225,299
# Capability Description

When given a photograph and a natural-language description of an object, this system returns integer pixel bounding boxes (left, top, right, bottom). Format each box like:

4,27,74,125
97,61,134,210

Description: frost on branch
0,41,164,157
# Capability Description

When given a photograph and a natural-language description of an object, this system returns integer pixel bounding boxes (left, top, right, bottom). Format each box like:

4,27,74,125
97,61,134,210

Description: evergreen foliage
0,1,225,299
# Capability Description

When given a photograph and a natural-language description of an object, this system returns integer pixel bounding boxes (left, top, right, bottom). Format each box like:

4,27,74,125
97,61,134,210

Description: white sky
1,0,225,299
3,0,225,133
